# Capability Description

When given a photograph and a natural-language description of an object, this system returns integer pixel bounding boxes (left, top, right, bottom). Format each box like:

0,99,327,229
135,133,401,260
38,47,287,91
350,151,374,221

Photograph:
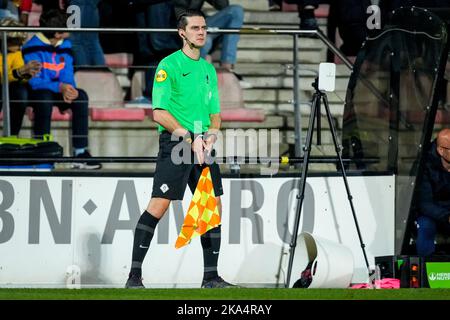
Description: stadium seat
104,53,134,68
217,69,265,122
315,4,330,18
145,108,154,120
281,1,297,12
75,70,124,108
27,107,72,121
217,69,245,110
90,108,145,121
435,110,450,124
405,109,450,124
75,70,146,121
220,108,265,122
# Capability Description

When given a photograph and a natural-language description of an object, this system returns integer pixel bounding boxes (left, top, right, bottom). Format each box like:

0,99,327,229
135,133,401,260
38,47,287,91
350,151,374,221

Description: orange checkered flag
175,167,221,249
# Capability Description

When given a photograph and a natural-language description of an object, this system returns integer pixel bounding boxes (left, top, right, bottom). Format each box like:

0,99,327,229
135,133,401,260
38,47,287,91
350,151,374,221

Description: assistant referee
125,9,235,289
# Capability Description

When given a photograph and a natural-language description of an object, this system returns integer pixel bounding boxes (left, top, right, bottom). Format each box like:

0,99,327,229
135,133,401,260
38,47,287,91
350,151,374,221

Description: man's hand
192,135,205,165
61,83,79,103
19,60,42,78
204,133,217,156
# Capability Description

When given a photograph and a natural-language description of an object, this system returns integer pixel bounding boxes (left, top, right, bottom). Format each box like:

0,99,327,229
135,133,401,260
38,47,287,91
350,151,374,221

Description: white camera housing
318,62,336,92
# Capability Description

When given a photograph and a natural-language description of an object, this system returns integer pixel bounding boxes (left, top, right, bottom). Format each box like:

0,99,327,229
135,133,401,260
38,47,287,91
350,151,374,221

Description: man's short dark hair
39,9,69,39
177,10,205,30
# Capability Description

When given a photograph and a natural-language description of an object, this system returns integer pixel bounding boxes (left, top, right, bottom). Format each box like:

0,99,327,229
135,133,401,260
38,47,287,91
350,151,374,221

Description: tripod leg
317,96,322,146
322,93,371,276
285,93,319,288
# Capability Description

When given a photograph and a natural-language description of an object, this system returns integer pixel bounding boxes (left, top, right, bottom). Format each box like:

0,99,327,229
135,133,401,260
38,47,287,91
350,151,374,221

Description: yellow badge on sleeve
156,69,168,82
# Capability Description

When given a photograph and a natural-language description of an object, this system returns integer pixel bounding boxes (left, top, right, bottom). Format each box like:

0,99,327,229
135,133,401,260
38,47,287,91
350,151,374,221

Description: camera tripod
285,78,371,288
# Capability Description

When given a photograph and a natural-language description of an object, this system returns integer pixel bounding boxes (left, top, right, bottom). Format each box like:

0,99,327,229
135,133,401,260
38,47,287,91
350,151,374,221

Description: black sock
201,225,221,281
130,211,159,278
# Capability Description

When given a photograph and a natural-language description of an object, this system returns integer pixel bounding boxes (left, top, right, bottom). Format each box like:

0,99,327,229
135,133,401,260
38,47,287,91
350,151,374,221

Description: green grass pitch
1,288,450,300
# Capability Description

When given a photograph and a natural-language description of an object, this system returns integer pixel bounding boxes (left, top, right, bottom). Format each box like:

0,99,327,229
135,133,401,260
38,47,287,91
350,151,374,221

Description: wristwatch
204,132,218,142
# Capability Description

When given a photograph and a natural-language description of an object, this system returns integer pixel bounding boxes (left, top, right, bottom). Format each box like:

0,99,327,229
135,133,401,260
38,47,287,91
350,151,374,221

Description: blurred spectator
380,0,450,13
67,0,106,68
98,0,136,54
284,0,319,30
33,0,66,12
326,0,450,63
19,0,32,25
172,0,252,89
415,129,450,256
128,0,180,104
327,0,371,61
0,0,33,24
0,0,20,20
380,0,450,28
0,17,41,136
22,9,101,169
379,0,450,107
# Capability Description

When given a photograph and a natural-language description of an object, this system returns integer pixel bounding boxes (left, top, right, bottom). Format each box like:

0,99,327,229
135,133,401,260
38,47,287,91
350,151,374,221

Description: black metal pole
285,91,320,288
0,156,379,165
293,34,302,158
322,92,371,275
2,31,10,137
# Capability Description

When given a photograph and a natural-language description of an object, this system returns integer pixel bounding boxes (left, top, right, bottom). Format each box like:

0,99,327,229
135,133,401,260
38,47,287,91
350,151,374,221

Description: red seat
145,108,154,120
217,70,245,109
75,70,124,109
75,70,145,121
90,108,146,121
398,110,450,125
315,4,330,18
217,69,265,122
27,106,72,121
281,1,297,12
220,108,265,122
435,110,450,124
104,53,134,68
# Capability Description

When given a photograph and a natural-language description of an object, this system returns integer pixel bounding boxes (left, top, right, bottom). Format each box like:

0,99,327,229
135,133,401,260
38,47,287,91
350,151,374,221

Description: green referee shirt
152,50,220,133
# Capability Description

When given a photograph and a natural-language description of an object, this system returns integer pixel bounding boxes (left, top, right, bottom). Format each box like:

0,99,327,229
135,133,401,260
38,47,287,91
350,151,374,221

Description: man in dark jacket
416,128,450,256
380,0,450,24
33,0,67,12
381,0,450,11
284,0,319,30
172,0,251,88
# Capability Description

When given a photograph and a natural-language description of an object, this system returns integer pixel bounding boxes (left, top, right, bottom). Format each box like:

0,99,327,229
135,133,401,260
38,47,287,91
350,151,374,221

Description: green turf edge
1,288,450,300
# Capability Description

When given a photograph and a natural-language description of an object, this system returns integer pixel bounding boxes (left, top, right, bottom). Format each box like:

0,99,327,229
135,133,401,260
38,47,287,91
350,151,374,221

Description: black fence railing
1,26,353,164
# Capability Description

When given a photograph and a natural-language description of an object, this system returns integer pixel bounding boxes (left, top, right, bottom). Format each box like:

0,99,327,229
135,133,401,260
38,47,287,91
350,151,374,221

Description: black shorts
152,131,224,200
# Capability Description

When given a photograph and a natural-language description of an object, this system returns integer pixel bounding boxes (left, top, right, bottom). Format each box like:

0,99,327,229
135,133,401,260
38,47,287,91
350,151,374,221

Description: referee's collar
180,49,201,62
